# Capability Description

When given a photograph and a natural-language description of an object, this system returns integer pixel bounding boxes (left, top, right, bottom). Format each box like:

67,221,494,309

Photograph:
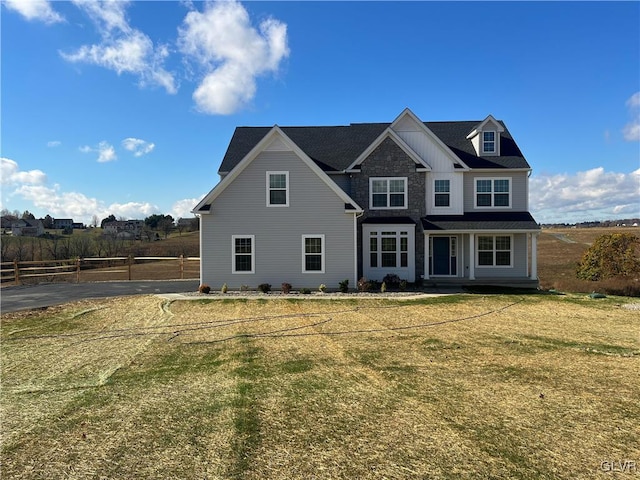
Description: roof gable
193,126,362,213
345,127,430,171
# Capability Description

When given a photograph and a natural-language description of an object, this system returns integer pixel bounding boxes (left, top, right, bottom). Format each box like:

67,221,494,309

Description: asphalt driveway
1,280,200,313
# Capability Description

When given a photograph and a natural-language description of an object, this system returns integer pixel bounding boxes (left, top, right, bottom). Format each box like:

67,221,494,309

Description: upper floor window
482,131,496,154
370,177,407,209
434,179,450,207
267,171,289,207
475,178,511,208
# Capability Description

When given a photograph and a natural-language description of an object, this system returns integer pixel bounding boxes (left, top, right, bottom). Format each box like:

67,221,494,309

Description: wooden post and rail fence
1,256,200,285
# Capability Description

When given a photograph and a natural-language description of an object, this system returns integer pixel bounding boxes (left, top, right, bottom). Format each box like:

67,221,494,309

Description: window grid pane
305,255,322,271
372,194,387,208
269,174,286,188
477,180,492,193
235,238,252,254
494,180,509,192
381,253,396,267
494,194,510,207
270,190,287,205
389,193,405,207
389,179,405,193
435,193,450,207
381,238,396,252
372,180,388,193
477,194,492,206
305,237,322,254
434,180,450,193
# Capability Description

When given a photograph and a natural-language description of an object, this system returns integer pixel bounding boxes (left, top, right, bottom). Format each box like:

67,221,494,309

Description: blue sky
2,0,639,225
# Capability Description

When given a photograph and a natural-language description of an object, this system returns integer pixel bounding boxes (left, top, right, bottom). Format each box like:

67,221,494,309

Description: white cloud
14,183,160,223
47,140,61,147
530,167,640,223
623,91,640,141
626,92,640,109
97,142,117,163
170,196,205,219
122,137,155,157
178,0,289,114
2,158,164,224
3,0,63,24
79,141,117,163
1,157,47,186
60,0,176,94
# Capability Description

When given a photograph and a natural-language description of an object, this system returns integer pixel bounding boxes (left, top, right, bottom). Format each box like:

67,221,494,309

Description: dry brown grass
2,294,638,479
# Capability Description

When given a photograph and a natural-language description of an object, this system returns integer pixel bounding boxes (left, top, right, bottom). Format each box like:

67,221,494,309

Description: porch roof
422,212,540,232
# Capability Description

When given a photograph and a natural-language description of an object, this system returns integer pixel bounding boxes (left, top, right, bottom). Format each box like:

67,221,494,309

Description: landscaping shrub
300,288,311,294
380,281,387,293
399,279,408,291
221,283,228,293
576,233,640,281
257,283,271,294
338,279,349,293
281,282,292,294
357,277,371,292
382,273,401,289
318,284,327,293
198,284,211,294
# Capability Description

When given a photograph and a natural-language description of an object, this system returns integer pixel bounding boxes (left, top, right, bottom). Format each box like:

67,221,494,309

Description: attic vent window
483,131,496,154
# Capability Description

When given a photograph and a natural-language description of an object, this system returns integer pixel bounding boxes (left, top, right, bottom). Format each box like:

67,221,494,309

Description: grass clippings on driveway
1,294,639,479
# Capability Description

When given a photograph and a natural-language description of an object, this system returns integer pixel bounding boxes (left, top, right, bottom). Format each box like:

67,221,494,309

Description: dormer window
482,131,496,154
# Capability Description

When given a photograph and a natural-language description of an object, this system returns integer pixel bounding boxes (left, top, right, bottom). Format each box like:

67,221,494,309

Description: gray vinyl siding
201,151,355,289
464,171,529,212
461,233,529,278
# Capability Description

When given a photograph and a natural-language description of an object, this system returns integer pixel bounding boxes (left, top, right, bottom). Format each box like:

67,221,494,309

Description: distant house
103,220,144,239
53,218,74,230
11,219,44,237
72,222,85,229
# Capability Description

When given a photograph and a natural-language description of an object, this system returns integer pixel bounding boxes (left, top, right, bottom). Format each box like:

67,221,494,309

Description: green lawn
2,294,639,479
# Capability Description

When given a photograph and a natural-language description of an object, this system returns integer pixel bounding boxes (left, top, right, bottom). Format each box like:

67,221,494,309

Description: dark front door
433,237,450,276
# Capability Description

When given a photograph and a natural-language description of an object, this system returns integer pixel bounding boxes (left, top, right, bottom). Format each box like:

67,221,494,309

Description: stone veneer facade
349,137,426,281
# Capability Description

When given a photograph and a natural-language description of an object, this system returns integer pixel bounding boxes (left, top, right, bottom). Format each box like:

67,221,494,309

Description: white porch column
530,233,538,280
424,233,430,280
469,233,475,280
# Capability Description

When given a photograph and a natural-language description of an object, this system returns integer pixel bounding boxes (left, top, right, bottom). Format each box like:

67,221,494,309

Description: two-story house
193,108,540,289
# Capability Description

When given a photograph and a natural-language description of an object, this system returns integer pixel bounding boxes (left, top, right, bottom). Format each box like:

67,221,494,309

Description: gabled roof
219,115,530,174
193,126,363,214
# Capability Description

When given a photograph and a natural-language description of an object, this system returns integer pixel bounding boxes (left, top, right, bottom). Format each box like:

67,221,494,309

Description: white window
370,177,407,209
302,235,325,273
434,179,450,207
475,178,511,208
266,171,289,207
232,235,255,273
369,231,408,268
477,235,512,267
482,131,496,154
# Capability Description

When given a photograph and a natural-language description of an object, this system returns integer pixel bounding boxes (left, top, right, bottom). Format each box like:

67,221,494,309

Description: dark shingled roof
361,216,417,225
422,212,540,231
218,120,531,174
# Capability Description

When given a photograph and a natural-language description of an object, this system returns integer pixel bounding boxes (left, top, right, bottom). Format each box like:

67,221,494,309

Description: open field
2,294,638,479
538,227,640,295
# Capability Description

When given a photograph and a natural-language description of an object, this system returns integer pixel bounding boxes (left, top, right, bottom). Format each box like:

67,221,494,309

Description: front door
431,236,457,276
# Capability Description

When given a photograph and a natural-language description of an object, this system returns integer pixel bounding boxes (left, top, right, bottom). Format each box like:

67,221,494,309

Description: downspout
354,211,364,289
